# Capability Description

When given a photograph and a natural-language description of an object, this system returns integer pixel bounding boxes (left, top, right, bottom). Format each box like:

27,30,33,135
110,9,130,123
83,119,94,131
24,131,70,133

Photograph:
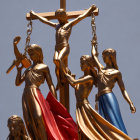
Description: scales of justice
6,0,138,139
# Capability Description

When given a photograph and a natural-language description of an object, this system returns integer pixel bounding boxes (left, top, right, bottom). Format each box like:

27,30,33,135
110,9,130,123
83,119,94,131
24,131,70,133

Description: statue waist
55,42,69,50
76,98,89,107
24,84,39,89
95,89,112,101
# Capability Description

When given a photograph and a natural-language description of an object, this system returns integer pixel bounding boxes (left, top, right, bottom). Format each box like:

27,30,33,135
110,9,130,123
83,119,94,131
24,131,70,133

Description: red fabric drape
35,89,78,140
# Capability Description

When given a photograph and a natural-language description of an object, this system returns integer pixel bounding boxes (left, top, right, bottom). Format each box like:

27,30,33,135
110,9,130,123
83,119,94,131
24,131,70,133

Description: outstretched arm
65,73,93,86
30,10,57,28
44,66,57,99
117,72,136,113
64,5,97,28
59,60,93,87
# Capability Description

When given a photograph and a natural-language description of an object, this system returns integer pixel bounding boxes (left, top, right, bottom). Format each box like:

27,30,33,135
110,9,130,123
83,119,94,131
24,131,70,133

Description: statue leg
53,51,62,90
22,95,39,140
54,47,70,84
57,46,70,65
58,46,70,112
58,46,70,82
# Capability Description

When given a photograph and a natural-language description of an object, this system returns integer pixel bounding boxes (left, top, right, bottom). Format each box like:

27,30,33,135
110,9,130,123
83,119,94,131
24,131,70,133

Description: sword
6,36,31,74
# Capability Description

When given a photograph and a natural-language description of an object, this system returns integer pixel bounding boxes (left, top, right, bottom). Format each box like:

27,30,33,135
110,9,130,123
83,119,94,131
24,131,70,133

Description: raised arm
44,66,57,99
30,10,57,28
117,71,136,113
65,5,97,28
91,41,104,71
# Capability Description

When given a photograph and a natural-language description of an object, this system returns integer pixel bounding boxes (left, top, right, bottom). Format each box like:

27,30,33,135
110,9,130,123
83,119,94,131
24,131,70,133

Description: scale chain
24,20,32,55
91,12,98,56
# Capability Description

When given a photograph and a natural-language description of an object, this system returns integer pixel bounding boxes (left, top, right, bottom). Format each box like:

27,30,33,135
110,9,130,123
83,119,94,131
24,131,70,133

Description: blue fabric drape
99,92,128,135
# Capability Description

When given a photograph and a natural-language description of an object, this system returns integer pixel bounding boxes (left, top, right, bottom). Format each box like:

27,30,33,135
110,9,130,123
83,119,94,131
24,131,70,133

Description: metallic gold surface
60,0,66,10
60,56,132,140
15,44,56,140
29,5,97,112
26,9,99,20
6,36,31,74
91,40,136,113
7,115,30,140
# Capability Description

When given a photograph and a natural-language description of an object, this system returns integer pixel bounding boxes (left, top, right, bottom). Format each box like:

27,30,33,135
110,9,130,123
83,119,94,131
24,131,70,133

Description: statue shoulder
38,63,50,72
112,69,122,78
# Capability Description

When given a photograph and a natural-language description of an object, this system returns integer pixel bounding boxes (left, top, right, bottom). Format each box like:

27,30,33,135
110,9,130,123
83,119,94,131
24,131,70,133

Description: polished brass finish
29,5,97,112
60,0,66,10
6,36,31,74
91,41,136,113
7,115,30,140
91,12,98,56
24,20,32,55
26,9,99,20
15,44,57,140
59,57,132,140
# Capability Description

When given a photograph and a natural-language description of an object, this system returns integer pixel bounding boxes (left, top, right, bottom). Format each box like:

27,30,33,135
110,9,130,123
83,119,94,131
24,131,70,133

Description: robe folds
35,90,79,140
99,92,128,134
76,99,132,140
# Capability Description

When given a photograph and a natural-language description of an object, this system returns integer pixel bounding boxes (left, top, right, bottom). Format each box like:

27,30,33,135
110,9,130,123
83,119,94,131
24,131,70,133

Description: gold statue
6,36,31,74
30,5,96,90
7,115,30,140
15,43,57,140
91,40,136,135
60,56,132,140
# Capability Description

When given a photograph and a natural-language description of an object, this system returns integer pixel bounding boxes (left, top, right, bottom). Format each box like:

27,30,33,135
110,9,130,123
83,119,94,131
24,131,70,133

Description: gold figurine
6,36,31,74
60,56,132,140
91,39,136,134
15,43,57,140
7,115,30,140
29,5,97,111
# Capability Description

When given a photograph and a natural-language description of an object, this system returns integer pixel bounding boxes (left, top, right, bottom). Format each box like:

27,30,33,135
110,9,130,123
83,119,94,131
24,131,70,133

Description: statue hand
13,36,21,45
92,39,97,46
16,65,24,71
30,10,36,17
130,103,136,113
91,5,96,11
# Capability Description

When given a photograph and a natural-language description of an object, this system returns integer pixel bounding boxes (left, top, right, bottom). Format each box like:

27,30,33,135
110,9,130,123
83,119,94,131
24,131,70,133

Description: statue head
80,55,92,71
102,48,118,70
80,55,96,71
80,55,97,86
27,44,43,63
55,9,68,24
7,115,29,140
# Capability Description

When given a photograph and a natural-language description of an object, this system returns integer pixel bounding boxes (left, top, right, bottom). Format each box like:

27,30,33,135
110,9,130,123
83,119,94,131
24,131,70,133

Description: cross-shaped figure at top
29,4,98,112
30,5,96,89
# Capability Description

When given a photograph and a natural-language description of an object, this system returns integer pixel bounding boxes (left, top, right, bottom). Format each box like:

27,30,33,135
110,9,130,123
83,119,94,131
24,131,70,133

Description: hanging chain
24,20,32,55
91,12,98,56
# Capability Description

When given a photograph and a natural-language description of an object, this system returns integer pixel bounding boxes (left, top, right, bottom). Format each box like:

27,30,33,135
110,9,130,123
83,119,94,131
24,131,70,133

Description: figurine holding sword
6,36,31,74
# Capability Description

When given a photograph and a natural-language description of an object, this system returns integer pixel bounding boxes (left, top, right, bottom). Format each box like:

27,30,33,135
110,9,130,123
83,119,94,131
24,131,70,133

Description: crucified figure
30,5,96,90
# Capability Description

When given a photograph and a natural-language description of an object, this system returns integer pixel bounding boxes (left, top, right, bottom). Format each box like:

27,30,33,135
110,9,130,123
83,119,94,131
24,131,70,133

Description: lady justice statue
91,37,136,135
13,36,78,140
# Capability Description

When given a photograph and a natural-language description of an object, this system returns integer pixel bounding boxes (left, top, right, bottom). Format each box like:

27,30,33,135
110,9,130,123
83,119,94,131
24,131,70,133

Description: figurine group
7,4,136,140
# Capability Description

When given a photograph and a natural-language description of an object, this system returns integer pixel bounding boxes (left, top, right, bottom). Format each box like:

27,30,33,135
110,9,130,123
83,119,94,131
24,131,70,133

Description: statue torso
24,64,46,88
97,68,119,93
75,76,93,102
55,24,72,50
